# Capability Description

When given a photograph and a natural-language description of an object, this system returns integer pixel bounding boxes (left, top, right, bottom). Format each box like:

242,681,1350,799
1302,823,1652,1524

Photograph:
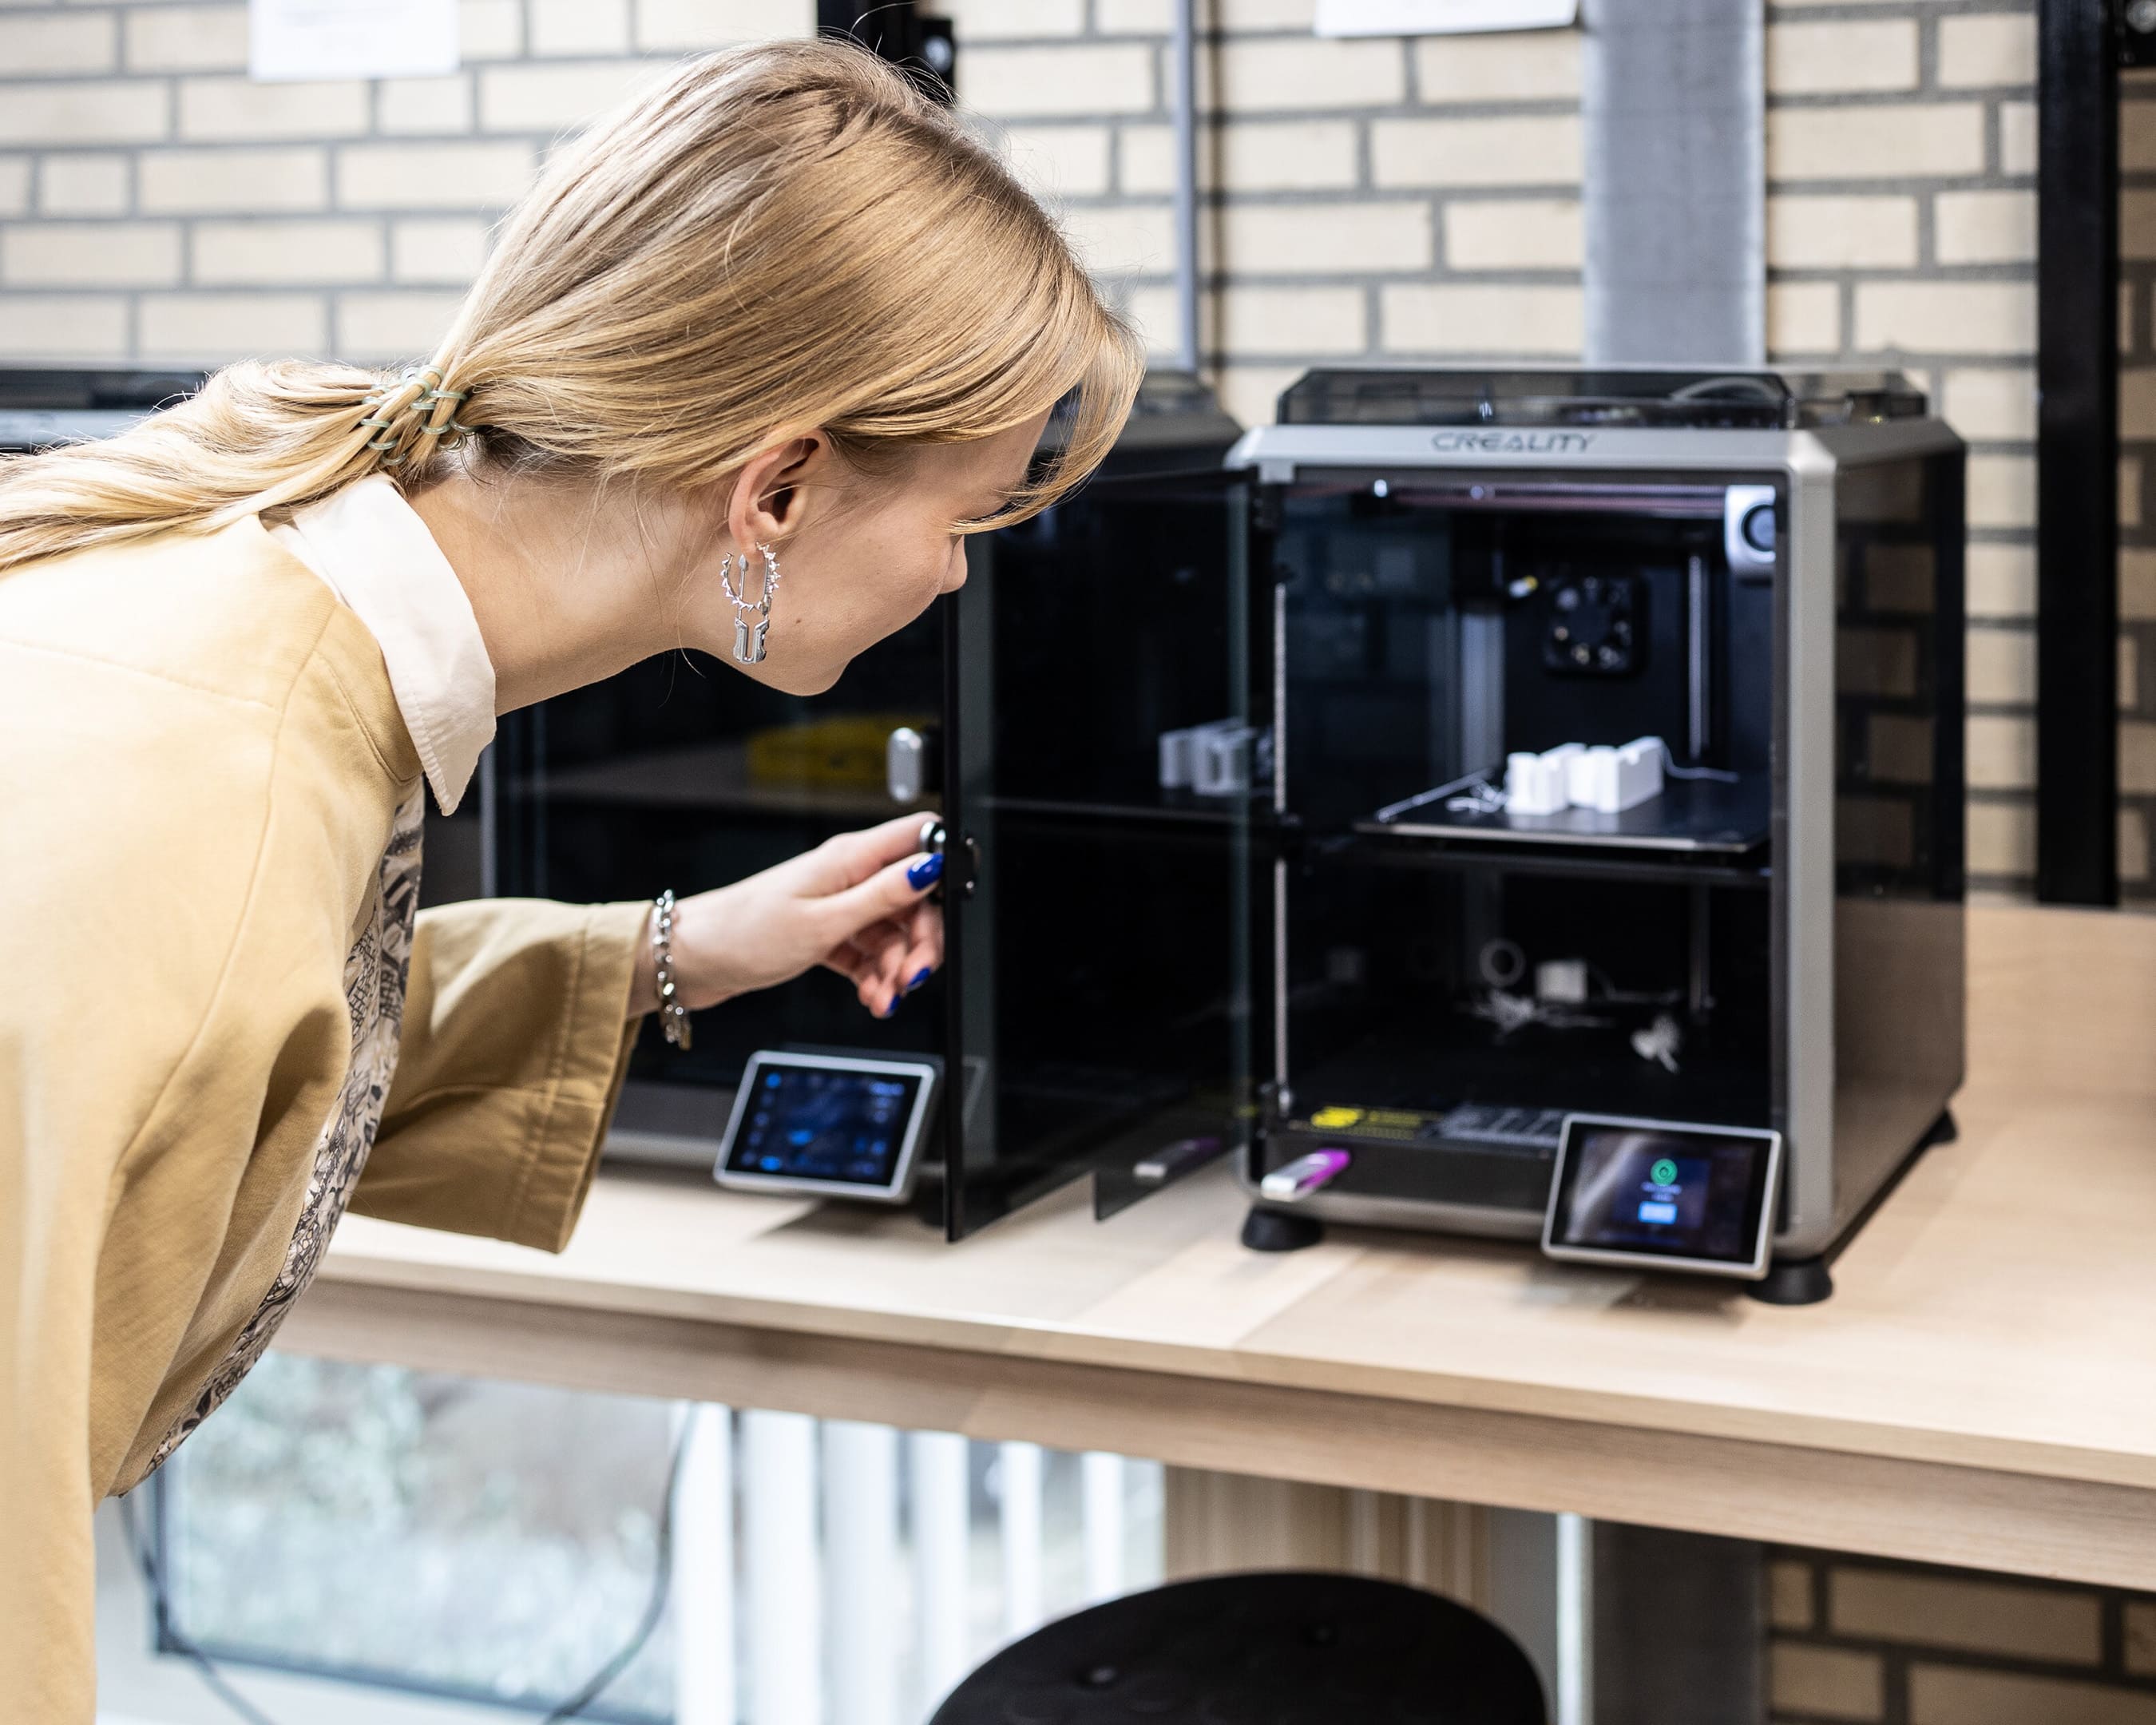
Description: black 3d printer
497,366,1964,1306
1215,368,1964,1304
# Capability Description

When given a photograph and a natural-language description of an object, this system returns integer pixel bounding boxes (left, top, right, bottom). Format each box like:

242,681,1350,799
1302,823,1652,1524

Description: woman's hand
631,813,945,1021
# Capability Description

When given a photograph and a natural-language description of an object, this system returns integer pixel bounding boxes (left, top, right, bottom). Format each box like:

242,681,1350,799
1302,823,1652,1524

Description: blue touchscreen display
726,1064,921,1188
1552,1126,1770,1264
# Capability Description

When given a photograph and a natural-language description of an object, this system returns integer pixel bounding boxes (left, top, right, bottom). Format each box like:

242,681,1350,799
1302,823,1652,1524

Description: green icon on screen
1651,1158,1679,1186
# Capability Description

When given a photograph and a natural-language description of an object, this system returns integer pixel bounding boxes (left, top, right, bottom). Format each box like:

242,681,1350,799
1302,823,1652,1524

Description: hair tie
356,364,478,466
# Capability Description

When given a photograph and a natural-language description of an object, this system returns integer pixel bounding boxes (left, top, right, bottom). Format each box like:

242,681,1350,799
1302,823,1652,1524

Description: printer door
491,603,949,1162
940,469,1270,1239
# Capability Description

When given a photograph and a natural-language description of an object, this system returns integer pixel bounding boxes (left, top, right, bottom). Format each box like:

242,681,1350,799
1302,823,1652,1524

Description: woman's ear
727,432,830,553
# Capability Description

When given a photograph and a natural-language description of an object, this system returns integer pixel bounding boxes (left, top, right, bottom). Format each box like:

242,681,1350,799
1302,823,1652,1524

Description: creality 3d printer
1209,368,1966,1303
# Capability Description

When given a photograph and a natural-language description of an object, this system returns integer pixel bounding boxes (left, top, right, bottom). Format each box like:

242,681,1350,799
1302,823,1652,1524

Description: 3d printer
1207,368,1966,1300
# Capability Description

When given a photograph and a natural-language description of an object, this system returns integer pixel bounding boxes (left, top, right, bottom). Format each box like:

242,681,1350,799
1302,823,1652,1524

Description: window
133,1353,1165,1723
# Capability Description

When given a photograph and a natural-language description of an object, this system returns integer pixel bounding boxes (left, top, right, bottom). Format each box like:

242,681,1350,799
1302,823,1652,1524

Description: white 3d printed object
1567,736,1665,813
1504,737,1664,815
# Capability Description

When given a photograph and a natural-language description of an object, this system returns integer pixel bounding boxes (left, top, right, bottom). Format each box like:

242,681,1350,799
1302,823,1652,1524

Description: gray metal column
1592,1525,1765,1725
1580,0,1765,367
1576,19,1766,1715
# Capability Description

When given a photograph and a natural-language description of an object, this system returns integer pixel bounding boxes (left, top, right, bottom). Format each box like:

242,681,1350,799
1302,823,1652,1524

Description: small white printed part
1631,1012,1684,1073
1158,727,1196,789
1504,743,1581,815
1193,724,1258,796
1160,719,1256,795
1536,958,1591,1005
1566,736,1665,814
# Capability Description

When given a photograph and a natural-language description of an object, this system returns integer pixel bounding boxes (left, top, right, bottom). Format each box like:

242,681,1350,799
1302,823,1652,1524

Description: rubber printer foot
1746,1256,1833,1307
1242,1205,1326,1253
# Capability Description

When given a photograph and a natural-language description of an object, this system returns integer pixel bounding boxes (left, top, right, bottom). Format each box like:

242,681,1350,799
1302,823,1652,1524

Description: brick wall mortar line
1775,1630,2156,1697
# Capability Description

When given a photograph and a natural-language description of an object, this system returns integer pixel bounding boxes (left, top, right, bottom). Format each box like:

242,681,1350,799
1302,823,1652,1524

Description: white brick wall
1444,198,1581,270
0,81,171,146
529,0,631,59
1770,1551,2156,1725
176,77,372,141
0,0,2068,898
191,218,384,287
0,0,1587,418
138,290,325,357
1412,30,1578,100
1766,103,1989,180
138,146,327,212
1767,20,1920,94
6,293,128,355
0,158,30,219
476,59,662,131
124,6,248,75
963,43,1156,116
0,12,117,77
334,141,536,209
390,216,490,285
1764,0,2042,893
2,220,179,286
1767,195,1920,269
378,76,475,135
1207,35,1404,109
38,153,130,216
1372,115,1583,188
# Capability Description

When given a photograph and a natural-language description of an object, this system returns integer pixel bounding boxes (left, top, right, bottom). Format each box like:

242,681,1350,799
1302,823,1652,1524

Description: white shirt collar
268,475,497,815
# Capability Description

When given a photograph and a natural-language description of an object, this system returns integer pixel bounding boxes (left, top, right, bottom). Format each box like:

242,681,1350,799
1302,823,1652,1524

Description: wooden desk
290,904,2156,1590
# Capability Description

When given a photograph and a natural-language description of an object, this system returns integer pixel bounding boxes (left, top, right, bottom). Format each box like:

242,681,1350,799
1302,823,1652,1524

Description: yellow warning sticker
1310,1106,1364,1128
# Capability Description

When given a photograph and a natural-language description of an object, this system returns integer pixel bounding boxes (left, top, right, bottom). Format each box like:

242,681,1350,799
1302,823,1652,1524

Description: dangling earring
721,541,782,666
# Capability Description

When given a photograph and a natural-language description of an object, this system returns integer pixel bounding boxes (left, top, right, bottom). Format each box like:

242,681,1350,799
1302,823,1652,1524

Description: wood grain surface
291,903,2156,1585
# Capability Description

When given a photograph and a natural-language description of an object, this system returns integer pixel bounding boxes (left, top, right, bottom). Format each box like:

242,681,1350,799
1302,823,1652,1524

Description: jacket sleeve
353,897,649,1251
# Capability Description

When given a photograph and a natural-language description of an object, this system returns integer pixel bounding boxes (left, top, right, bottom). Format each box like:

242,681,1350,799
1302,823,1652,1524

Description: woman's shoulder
0,512,421,867
0,513,417,1049
0,514,341,713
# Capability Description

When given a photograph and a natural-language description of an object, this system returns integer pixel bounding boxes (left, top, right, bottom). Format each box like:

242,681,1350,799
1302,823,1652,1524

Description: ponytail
0,359,466,569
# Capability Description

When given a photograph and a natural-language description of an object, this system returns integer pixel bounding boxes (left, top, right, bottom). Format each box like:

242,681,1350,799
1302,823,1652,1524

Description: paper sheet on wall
1314,0,1578,35
250,0,459,82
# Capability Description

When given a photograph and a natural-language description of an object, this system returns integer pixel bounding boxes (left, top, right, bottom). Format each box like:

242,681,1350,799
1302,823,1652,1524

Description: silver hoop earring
720,541,782,665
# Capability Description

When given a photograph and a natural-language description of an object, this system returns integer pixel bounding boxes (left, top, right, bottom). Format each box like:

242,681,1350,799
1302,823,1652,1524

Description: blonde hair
0,40,1142,573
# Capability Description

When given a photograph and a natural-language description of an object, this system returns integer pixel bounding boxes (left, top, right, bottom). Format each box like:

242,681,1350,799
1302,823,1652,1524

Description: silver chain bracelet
651,889,692,1050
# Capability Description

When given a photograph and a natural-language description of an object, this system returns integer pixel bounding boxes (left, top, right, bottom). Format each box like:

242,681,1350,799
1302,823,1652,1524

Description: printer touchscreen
716,1053,937,1202
1543,1116,1780,1279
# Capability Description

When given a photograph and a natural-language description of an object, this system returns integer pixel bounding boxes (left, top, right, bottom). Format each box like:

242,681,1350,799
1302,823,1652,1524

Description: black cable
117,1490,284,1725
539,1413,693,1723
116,1409,694,1725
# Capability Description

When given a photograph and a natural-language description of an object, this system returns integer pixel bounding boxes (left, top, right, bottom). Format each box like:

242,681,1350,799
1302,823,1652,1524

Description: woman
0,41,1139,1716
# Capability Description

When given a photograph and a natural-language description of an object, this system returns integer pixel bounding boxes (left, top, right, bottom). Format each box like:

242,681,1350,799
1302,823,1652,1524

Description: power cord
117,1490,282,1725
539,1416,692,1723
117,1414,692,1725
1651,740,1739,784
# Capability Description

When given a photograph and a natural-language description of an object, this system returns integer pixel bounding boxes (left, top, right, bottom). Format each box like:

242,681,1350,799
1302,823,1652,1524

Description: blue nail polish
906,966,933,993
906,851,945,890
883,995,901,1019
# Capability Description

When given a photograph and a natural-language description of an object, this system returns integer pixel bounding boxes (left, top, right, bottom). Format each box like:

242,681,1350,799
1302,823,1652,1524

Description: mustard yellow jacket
0,517,647,1720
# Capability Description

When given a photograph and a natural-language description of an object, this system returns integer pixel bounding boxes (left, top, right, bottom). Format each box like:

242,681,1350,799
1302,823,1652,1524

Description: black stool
930,1569,1547,1725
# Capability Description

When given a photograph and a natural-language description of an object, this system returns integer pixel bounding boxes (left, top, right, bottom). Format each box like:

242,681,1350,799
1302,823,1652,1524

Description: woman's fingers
810,811,941,892
899,898,942,995
821,934,895,1015
821,918,914,1017
815,847,943,950
803,819,949,1016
